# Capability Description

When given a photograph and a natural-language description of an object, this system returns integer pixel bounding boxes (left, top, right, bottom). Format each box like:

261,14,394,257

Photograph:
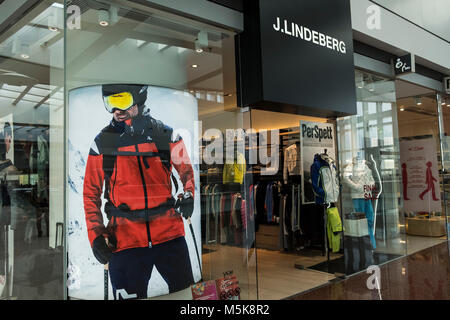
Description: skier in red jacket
83,84,196,299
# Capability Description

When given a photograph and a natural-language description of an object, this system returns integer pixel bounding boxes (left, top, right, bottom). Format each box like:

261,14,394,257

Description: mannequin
343,156,376,249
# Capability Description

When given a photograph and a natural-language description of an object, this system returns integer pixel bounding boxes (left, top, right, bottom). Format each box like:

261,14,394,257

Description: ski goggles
103,91,135,113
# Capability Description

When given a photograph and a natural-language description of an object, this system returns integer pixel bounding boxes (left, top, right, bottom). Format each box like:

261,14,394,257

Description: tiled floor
289,241,450,300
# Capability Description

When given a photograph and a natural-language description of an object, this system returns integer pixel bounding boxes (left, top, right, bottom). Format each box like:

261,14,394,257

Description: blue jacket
310,154,339,205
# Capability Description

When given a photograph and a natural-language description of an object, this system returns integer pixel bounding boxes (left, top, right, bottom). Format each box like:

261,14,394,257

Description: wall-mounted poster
300,121,336,204
399,137,442,213
68,84,202,300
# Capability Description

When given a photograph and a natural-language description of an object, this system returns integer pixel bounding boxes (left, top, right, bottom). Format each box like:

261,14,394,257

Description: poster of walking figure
67,84,202,300
399,137,442,213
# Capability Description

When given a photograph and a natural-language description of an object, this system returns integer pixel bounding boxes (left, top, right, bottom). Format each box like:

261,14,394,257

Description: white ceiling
0,0,237,117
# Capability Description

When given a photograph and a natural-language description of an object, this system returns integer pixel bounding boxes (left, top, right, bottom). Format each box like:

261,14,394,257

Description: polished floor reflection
289,241,450,300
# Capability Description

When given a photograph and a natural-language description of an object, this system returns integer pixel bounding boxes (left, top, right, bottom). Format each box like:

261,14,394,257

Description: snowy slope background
67,85,201,300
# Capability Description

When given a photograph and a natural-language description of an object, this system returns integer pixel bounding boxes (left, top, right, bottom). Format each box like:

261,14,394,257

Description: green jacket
327,207,342,253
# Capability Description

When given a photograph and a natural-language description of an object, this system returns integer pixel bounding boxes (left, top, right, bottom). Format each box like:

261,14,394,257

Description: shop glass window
65,0,254,301
337,70,406,276
0,1,65,299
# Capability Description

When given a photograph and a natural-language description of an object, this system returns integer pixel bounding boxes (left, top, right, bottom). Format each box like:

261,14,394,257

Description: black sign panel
394,54,415,75
238,0,356,117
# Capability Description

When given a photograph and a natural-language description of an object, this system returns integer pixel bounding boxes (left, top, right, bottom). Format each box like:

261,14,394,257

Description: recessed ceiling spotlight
415,97,422,105
195,31,208,54
21,53,30,59
191,64,198,68
400,107,405,111
48,12,59,31
98,9,110,27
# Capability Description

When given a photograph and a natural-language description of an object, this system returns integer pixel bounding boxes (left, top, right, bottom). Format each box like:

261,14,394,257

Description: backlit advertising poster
300,121,336,204
400,137,442,213
67,84,202,300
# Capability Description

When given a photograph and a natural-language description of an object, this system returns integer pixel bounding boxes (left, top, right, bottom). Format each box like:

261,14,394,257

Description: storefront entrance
246,72,449,300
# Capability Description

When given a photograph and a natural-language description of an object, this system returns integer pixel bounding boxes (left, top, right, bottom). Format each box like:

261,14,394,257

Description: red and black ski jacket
83,115,195,252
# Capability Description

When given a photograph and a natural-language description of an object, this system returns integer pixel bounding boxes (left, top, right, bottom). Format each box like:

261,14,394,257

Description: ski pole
104,263,109,300
187,217,203,281
174,198,203,282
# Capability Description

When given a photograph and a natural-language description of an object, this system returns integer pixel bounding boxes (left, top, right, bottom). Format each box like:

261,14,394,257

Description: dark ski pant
109,236,194,300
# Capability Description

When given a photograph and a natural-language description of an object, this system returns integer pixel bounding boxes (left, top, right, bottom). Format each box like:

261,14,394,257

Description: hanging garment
326,206,343,253
230,193,242,229
311,153,339,205
219,194,227,244
291,184,301,232
352,198,376,249
248,184,255,222
255,182,267,222
265,182,274,223
279,194,289,250
223,152,246,184
343,160,375,199
240,199,247,231
283,143,301,184
272,181,281,223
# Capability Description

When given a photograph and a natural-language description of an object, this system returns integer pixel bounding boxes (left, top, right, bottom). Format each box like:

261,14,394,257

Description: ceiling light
194,39,203,53
415,97,422,105
195,30,208,54
191,64,198,68
400,107,405,111
98,9,110,26
48,11,59,31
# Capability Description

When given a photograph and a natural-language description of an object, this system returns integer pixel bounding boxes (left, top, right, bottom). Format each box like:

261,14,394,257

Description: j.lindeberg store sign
272,17,348,54
239,0,356,117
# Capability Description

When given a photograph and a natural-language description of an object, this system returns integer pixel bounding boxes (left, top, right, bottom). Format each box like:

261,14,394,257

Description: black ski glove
92,235,116,264
176,192,194,219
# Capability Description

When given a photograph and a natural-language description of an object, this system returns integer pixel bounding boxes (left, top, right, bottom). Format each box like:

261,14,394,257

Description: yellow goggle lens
104,91,134,112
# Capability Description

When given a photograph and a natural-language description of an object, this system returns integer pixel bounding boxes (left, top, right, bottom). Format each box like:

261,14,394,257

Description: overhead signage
394,53,415,75
445,77,450,94
239,0,356,117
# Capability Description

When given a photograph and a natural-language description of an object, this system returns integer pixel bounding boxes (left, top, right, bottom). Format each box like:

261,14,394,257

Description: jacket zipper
111,160,118,204
135,144,152,248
